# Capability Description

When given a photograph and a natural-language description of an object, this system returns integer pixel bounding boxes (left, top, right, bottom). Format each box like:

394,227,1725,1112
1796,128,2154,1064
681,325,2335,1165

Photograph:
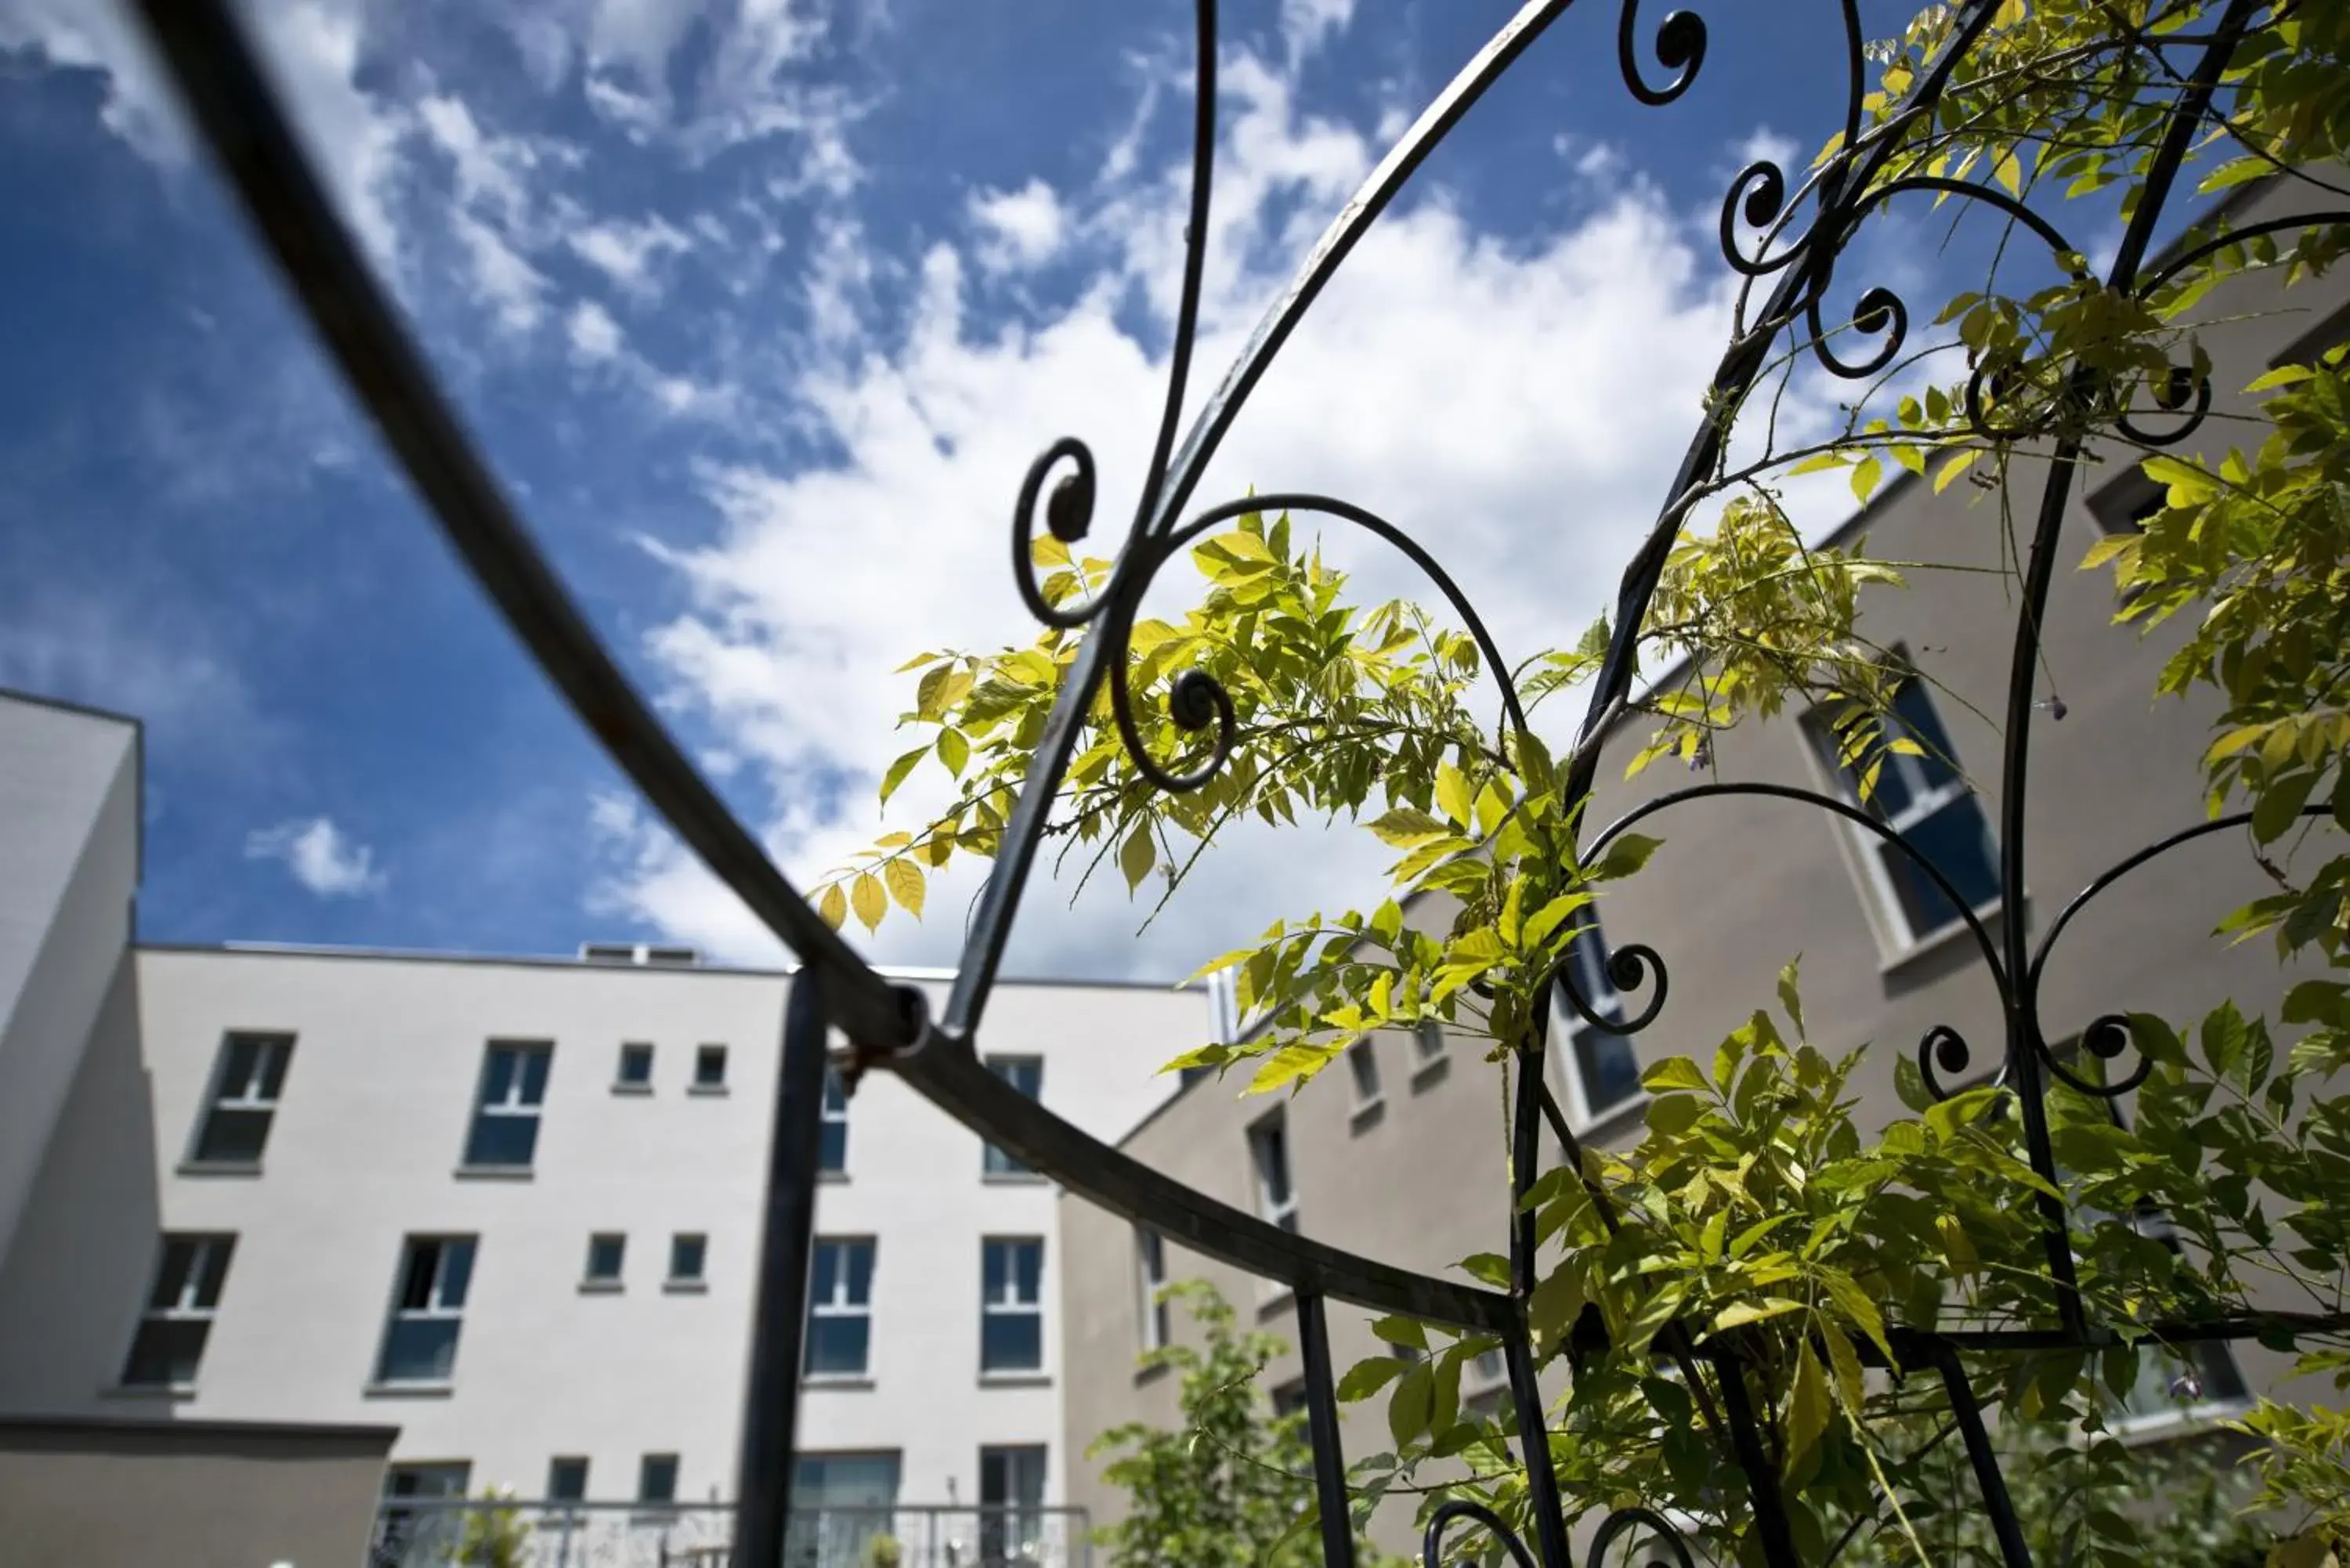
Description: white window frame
1552,918,1645,1129
189,1032,292,1165
1465,1346,1511,1418
465,1042,550,1168
122,1234,233,1389
819,1066,850,1175
981,1237,1046,1375
378,1235,475,1386
1803,679,2001,957
807,1237,874,1379
1249,1112,1299,1234
2102,1221,2252,1440
1135,1227,1170,1352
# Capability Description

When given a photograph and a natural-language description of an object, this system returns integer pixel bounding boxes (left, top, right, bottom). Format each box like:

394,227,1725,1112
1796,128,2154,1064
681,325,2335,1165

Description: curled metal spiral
2113,359,2213,448
1719,157,1803,278
1108,643,1239,795
2039,1012,2155,1099
1962,352,2066,443
1618,2,1707,107
1917,1023,1977,1101
1556,939,1670,1035
1806,280,1910,379
1012,438,1121,630
1423,1501,1696,1568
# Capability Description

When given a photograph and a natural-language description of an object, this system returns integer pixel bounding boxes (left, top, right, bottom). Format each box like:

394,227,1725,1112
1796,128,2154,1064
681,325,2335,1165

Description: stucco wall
0,1414,395,1568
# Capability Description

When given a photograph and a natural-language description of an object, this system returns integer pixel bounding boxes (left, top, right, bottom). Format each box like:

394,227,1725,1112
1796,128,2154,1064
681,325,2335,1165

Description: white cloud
593,38,1853,983
1734,125,1801,174
1282,0,1356,64
244,816,388,898
969,180,1068,273
566,213,693,294
567,299,624,361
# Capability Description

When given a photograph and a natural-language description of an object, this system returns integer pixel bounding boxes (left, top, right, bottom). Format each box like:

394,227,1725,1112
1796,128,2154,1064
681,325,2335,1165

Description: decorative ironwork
120,1,2350,1566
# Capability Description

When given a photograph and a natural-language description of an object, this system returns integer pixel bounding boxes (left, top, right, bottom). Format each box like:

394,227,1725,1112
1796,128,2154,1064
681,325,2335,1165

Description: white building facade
0,690,1212,1552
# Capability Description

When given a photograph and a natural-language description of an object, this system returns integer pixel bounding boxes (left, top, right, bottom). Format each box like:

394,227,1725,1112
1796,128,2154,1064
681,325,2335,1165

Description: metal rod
1506,1004,1574,1568
1295,1292,1358,1568
733,970,833,1567
1708,1347,1802,1568
1932,1343,2034,1568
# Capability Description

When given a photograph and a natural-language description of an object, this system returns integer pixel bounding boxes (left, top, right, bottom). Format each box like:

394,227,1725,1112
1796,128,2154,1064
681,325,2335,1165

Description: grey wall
1058,171,2350,1551
0,695,139,1269
0,1414,395,1568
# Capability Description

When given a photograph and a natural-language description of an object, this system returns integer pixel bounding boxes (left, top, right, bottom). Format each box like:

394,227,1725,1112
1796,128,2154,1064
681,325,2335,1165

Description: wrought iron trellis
127,1,2350,1565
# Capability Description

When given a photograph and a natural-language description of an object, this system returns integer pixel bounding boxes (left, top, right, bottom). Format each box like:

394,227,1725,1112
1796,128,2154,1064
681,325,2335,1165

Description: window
2088,468,2164,537
190,1033,291,1165
616,1042,653,1089
121,1234,233,1388
465,1042,551,1168
378,1236,476,1386
1553,911,1642,1123
584,1233,626,1287
2112,1300,2249,1429
789,1454,902,1568
982,1057,1043,1176
1415,1019,1445,1062
693,1044,728,1090
981,1238,1044,1374
547,1457,589,1503
1271,1378,1307,1421
979,1445,1047,1568
1806,677,2001,948
1466,1347,1511,1420
638,1454,680,1505
806,1239,874,1378
669,1233,707,1288
377,1463,472,1564
1135,1228,1170,1352
820,1066,849,1174
1347,1040,1382,1107
1249,1112,1298,1234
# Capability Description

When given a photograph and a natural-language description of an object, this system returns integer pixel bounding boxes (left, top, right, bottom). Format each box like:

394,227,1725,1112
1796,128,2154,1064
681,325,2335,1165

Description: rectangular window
1806,677,2001,948
1553,911,1642,1123
981,1237,1044,1374
1347,1040,1382,1107
979,1444,1047,1568
584,1233,625,1285
121,1234,233,1388
638,1453,679,1505
1135,1228,1170,1352
820,1066,849,1174
1271,1378,1307,1420
790,1454,902,1568
806,1238,874,1378
377,1236,476,1386
547,1457,589,1502
1465,1347,1511,1419
669,1233,707,1286
1249,1112,1298,1234
465,1042,551,1168
1415,1019,1445,1062
982,1057,1043,1176
190,1033,292,1165
693,1044,728,1089
377,1463,472,1564
2088,468,2164,537
616,1042,653,1089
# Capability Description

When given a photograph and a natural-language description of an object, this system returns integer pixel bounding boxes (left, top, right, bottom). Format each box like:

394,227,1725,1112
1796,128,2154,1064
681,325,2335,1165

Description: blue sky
0,1,1983,981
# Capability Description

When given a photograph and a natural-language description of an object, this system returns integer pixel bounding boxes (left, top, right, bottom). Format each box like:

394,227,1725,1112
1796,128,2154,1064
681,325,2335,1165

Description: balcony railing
368,1501,1090,1568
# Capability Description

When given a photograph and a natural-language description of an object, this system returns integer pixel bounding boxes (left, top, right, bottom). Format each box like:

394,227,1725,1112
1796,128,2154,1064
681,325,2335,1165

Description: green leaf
1523,892,1593,952
1387,1361,1435,1448
1712,1297,1806,1333
1593,833,1665,880
1371,1316,1429,1353
879,745,929,805
1337,1357,1405,1403
1777,956,1805,1038
1459,1252,1512,1288
883,858,926,919
1528,1266,1585,1350
936,727,971,779
1249,1042,1339,1096
1822,1321,1866,1416
1786,1339,1832,1465
1434,761,1474,829
1365,807,1449,846
1120,824,1156,891
1641,1057,1711,1094
1851,454,1884,502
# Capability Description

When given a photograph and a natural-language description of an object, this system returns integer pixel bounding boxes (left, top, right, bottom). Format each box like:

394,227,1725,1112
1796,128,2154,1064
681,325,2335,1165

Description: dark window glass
806,1239,874,1377
820,1068,848,1173
586,1234,625,1282
638,1454,679,1504
548,1458,588,1502
617,1043,653,1086
982,1057,1043,1176
465,1043,550,1168
192,1034,292,1164
694,1045,728,1087
670,1234,707,1282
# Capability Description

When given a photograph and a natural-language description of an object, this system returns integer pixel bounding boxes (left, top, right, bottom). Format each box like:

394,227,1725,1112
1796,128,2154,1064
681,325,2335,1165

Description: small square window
669,1233,707,1285
585,1234,625,1285
616,1043,653,1088
638,1453,679,1505
693,1046,728,1089
547,1457,588,1502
